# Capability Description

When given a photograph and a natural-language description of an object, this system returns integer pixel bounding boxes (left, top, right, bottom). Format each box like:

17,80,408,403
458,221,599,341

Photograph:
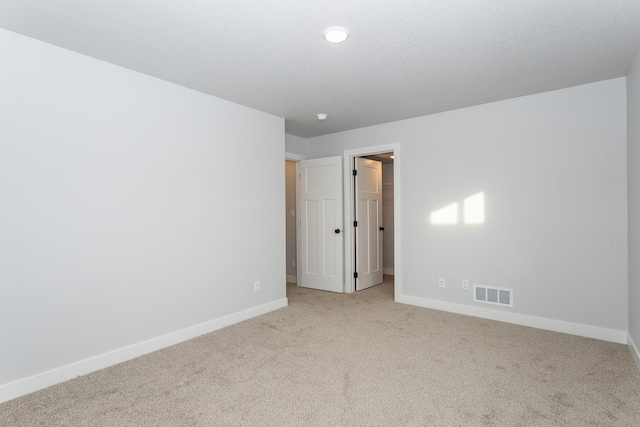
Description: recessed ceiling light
317,113,328,121
323,26,349,43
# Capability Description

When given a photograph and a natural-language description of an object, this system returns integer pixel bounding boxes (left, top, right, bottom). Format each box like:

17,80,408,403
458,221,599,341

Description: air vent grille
474,285,513,307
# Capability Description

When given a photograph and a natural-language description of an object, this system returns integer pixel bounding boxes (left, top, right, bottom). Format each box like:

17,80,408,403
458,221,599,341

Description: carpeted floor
2,276,640,426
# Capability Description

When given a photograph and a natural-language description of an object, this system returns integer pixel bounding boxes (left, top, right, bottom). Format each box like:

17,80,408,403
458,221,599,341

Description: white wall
285,133,307,157
308,79,628,338
0,29,286,399
629,47,640,362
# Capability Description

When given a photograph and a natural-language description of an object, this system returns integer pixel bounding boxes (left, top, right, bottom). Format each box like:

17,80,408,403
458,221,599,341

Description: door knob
335,229,341,234
379,226,385,231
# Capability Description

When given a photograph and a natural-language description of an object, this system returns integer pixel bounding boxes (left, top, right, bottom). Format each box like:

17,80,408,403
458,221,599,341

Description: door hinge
352,169,357,176
353,220,358,227
354,272,358,279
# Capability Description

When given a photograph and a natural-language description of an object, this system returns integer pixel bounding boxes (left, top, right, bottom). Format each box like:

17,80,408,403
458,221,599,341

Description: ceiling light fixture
317,113,328,121
323,26,349,43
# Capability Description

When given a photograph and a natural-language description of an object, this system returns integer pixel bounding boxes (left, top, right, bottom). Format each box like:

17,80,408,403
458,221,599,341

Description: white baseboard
0,298,288,404
286,275,297,284
629,333,640,373
396,293,627,344
383,268,394,275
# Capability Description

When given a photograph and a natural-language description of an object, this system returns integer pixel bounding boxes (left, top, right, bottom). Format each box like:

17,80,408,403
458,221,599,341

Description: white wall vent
473,285,513,307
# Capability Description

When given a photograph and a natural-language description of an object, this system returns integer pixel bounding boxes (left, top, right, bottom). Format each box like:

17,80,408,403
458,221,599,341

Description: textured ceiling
1,1,640,138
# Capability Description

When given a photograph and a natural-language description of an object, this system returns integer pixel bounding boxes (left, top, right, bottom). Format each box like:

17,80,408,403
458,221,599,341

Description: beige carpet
2,276,640,426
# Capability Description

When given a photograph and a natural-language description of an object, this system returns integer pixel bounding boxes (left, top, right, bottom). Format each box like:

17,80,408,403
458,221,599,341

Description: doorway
284,152,305,287
285,159,297,284
359,153,394,288
285,143,401,300
343,143,400,299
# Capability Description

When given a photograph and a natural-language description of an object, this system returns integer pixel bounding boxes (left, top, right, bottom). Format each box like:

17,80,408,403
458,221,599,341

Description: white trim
343,143,401,297
396,292,627,344
285,152,306,161
0,298,288,404
383,268,395,275
286,275,297,284
629,333,640,373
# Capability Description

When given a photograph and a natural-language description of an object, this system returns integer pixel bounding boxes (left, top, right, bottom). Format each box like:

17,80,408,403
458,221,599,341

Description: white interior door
355,158,383,290
298,156,343,292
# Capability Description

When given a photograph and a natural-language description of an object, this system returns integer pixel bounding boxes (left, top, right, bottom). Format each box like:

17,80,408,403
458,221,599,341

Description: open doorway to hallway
285,160,297,285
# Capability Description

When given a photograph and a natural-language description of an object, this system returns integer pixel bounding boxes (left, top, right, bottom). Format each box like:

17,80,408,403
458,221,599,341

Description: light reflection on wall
464,192,484,224
430,192,485,225
430,203,458,224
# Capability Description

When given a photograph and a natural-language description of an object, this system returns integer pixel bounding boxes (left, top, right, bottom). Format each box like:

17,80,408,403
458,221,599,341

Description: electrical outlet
254,281,260,292
438,277,446,288
462,279,469,291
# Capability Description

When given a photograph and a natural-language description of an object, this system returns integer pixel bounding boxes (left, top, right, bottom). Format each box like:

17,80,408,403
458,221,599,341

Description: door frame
343,143,401,299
